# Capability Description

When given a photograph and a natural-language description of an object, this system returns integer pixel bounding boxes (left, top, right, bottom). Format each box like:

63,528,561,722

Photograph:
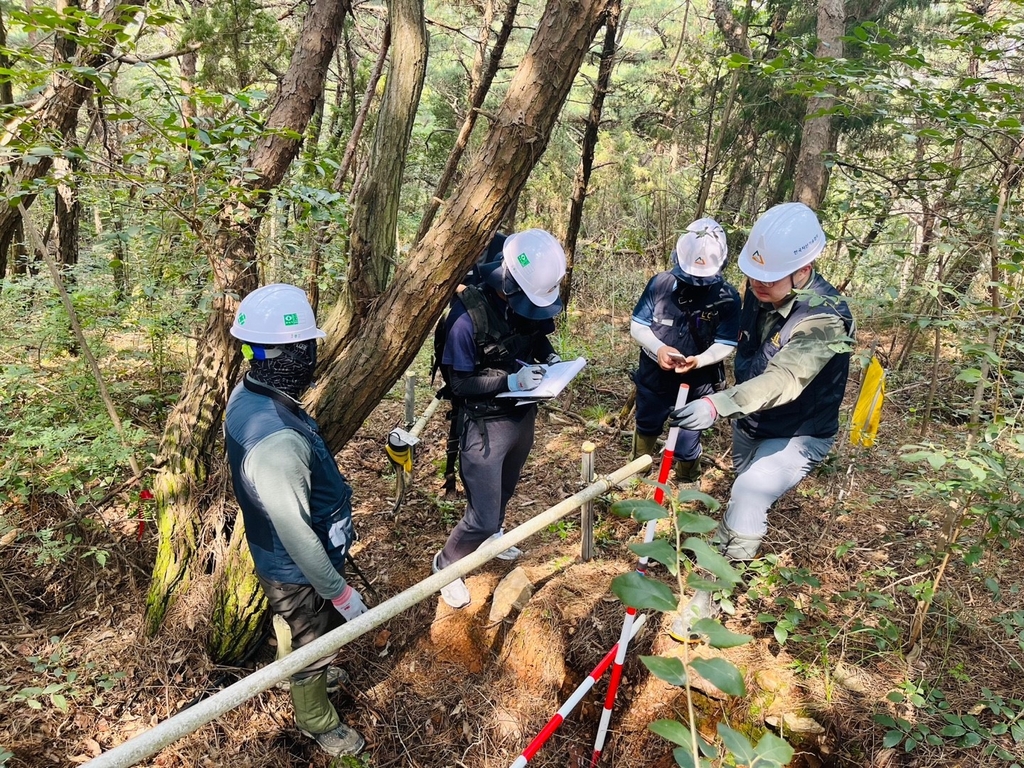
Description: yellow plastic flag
851,357,885,447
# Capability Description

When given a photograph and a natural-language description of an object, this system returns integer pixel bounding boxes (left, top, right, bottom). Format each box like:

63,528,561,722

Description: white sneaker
488,529,522,561
432,552,470,609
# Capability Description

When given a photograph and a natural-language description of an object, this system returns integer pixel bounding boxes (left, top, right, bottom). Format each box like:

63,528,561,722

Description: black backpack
430,231,507,401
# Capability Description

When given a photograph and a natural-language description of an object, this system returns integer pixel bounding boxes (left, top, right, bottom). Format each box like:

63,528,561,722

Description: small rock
833,664,871,694
754,669,788,693
488,567,534,624
765,712,825,735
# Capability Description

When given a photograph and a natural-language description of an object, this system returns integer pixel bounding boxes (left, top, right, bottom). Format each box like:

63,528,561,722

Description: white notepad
495,356,587,400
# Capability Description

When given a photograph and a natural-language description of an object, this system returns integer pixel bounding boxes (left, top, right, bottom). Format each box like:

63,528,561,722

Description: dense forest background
1,0,1023,766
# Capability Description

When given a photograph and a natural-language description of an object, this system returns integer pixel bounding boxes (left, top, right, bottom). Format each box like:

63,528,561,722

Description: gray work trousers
722,424,834,541
438,407,536,567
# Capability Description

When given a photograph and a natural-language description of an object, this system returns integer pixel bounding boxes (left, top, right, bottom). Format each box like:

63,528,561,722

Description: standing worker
224,283,367,757
630,218,740,483
668,203,855,637
432,229,566,609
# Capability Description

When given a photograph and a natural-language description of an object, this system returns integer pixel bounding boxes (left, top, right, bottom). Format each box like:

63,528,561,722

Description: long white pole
86,455,653,768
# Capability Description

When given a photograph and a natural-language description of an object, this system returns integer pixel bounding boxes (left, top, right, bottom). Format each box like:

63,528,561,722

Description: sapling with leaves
609,486,794,768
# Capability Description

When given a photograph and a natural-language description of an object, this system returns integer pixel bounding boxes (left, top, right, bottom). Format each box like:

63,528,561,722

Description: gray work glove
669,397,718,430
545,353,562,365
508,365,545,392
331,585,368,621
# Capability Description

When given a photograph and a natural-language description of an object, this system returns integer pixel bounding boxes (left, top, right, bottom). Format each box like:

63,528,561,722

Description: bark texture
792,0,844,209
315,0,615,449
145,0,350,651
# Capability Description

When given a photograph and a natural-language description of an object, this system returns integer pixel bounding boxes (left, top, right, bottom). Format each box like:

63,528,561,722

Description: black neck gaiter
248,339,317,399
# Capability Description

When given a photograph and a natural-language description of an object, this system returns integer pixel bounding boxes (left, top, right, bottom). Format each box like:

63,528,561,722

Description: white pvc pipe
86,455,653,768
409,396,442,438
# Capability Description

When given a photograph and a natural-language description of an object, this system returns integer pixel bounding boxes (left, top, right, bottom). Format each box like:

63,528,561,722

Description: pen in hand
516,359,546,369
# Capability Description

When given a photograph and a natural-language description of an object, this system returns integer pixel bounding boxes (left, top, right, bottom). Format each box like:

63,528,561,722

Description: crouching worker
667,203,854,640
629,218,740,483
224,283,367,757
433,229,566,609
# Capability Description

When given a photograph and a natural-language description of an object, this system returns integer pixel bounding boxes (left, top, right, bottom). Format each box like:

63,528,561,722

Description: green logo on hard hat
283,313,299,326
517,253,530,267
238,314,246,325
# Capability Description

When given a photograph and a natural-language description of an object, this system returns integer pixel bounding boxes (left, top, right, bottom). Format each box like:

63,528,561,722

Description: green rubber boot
291,671,365,756
673,458,702,484
632,431,660,475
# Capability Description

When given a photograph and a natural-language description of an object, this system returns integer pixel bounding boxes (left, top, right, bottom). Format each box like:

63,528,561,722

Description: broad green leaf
610,572,677,611
683,538,742,587
690,658,746,697
676,510,719,533
876,729,901,749
674,489,720,511
900,450,947,469
671,745,696,768
649,718,691,745
642,657,688,686
717,722,757,763
754,732,795,766
50,693,69,711
610,498,668,522
691,619,752,648
686,573,722,592
629,540,680,575
940,725,966,737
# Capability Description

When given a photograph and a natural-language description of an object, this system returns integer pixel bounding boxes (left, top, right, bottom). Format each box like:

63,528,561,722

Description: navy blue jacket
734,273,853,439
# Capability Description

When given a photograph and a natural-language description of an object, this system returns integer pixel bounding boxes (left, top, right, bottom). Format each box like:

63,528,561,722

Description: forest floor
1,323,1023,768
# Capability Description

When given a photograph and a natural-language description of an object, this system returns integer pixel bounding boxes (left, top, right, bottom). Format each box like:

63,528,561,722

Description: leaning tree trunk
791,0,844,209
144,0,350,663
315,0,616,447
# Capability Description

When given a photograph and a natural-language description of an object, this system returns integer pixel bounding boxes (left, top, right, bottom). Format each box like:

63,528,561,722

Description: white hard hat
738,202,826,282
675,217,727,277
501,229,567,319
230,283,326,345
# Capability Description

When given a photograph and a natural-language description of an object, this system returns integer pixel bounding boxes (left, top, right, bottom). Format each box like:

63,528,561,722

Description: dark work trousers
634,356,716,462
438,405,537,567
258,575,343,681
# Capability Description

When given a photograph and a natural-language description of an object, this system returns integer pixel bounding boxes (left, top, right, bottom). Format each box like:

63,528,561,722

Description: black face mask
248,339,318,398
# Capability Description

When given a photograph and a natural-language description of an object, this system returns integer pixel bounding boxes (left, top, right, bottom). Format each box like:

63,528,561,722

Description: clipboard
496,356,587,400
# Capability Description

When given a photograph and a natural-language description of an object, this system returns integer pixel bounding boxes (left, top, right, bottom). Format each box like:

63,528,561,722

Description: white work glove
331,584,368,621
669,397,719,430
508,365,545,392
545,353,562,365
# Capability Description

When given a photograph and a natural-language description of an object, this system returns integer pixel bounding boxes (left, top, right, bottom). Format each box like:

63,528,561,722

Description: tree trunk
208,512,268,663
145,0,350,657
791,0,844,209
315,0,616,449
563,0,620,307
336,0,428,335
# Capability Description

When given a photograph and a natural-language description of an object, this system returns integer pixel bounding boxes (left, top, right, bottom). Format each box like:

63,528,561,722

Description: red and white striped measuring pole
589,383,690,766
506,614,648,768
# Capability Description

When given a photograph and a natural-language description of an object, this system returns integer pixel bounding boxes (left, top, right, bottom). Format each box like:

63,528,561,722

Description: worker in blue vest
629,218,740,483
432,229,565,609
667,203,855,639
224,284,366,757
